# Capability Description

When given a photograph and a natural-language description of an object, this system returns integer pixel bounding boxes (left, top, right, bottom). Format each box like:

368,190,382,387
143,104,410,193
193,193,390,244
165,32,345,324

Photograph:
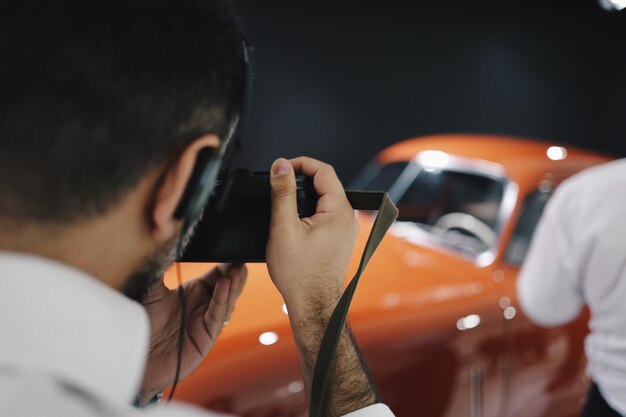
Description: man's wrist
282,286,341,320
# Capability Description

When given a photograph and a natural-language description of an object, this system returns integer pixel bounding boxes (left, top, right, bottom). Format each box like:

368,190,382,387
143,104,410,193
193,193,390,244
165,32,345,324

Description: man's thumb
270,158,299,227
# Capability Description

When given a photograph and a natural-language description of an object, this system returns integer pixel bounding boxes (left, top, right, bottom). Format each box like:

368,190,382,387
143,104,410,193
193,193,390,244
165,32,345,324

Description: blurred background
232,0,626,183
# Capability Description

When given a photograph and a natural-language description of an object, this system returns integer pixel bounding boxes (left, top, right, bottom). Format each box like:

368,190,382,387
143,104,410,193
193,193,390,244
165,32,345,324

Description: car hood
169,213,489,344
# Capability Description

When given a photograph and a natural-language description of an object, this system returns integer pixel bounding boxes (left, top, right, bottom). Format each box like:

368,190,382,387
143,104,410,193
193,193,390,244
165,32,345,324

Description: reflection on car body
166,134,611,417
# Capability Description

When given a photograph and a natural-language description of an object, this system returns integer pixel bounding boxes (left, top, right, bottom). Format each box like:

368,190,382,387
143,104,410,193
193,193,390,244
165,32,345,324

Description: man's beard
122,215,203,303
122,235,179,303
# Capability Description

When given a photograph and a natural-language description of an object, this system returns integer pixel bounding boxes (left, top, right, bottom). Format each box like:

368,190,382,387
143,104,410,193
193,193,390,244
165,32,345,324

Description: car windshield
355,160,506,256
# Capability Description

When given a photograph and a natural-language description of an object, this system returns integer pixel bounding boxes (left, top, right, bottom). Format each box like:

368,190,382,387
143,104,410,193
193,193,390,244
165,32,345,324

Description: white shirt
518,158,626,415
0,252,393,417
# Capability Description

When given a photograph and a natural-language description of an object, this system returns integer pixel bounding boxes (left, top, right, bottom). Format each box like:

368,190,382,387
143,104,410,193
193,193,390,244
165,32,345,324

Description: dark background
233,0,626,183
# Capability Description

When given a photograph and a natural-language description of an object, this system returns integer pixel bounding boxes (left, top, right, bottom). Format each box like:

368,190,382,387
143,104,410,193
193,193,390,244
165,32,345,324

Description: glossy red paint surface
164,134,610,417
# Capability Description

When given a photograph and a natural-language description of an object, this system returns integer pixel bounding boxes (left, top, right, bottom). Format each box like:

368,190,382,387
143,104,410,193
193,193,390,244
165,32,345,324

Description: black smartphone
180,169,318,263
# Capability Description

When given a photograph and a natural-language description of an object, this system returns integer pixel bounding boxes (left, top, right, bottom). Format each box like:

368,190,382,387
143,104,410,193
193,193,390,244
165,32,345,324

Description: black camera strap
309,191,398,417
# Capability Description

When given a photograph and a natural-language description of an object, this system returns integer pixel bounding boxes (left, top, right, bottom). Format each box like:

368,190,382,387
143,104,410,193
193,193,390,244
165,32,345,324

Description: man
518,159,626,417
0,1,394,416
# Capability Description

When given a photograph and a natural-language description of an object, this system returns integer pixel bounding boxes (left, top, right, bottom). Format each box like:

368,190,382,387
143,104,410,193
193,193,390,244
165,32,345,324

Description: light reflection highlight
259,331,279,346
492,270,505,283
499,296,511,309
418,150,450,169
504,306,517,320
287,381,305,393
547,146,567,161
457,314,481,331
274,380,305,399
383,292,401,308
404,250,422,267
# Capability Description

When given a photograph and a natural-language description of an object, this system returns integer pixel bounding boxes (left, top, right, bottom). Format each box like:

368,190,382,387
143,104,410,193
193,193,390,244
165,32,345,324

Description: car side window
396,169,504,230
354,161,409,192
505,190,552,266
393,169,506,255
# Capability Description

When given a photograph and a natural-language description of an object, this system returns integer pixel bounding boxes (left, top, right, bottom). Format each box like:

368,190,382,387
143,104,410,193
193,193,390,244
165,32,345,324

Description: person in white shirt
0,1,394,417
518,158,626,417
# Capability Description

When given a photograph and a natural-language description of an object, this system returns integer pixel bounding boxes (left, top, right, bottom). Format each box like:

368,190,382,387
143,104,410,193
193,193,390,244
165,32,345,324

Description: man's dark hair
0,0,245,224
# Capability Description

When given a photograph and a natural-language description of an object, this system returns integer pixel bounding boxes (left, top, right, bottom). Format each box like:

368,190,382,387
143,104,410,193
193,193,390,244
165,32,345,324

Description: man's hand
137,263,247,404
266,157,358,310
266,157,378,417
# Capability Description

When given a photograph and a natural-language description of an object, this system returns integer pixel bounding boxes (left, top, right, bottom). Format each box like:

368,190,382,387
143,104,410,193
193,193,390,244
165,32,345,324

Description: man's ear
151,134,221,242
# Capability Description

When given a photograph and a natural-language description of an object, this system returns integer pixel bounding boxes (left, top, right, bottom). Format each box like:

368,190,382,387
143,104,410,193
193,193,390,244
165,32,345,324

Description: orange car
165,134,611,417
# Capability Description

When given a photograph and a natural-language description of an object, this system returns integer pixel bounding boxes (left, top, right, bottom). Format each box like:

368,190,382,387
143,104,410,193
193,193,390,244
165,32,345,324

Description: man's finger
270,158,300,229
290,157,350,213
224,264,248,319
203,277,231,344
195,263,231,294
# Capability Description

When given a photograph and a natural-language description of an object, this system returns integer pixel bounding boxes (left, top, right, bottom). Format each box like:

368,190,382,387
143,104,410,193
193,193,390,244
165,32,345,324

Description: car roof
376,134,613,192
